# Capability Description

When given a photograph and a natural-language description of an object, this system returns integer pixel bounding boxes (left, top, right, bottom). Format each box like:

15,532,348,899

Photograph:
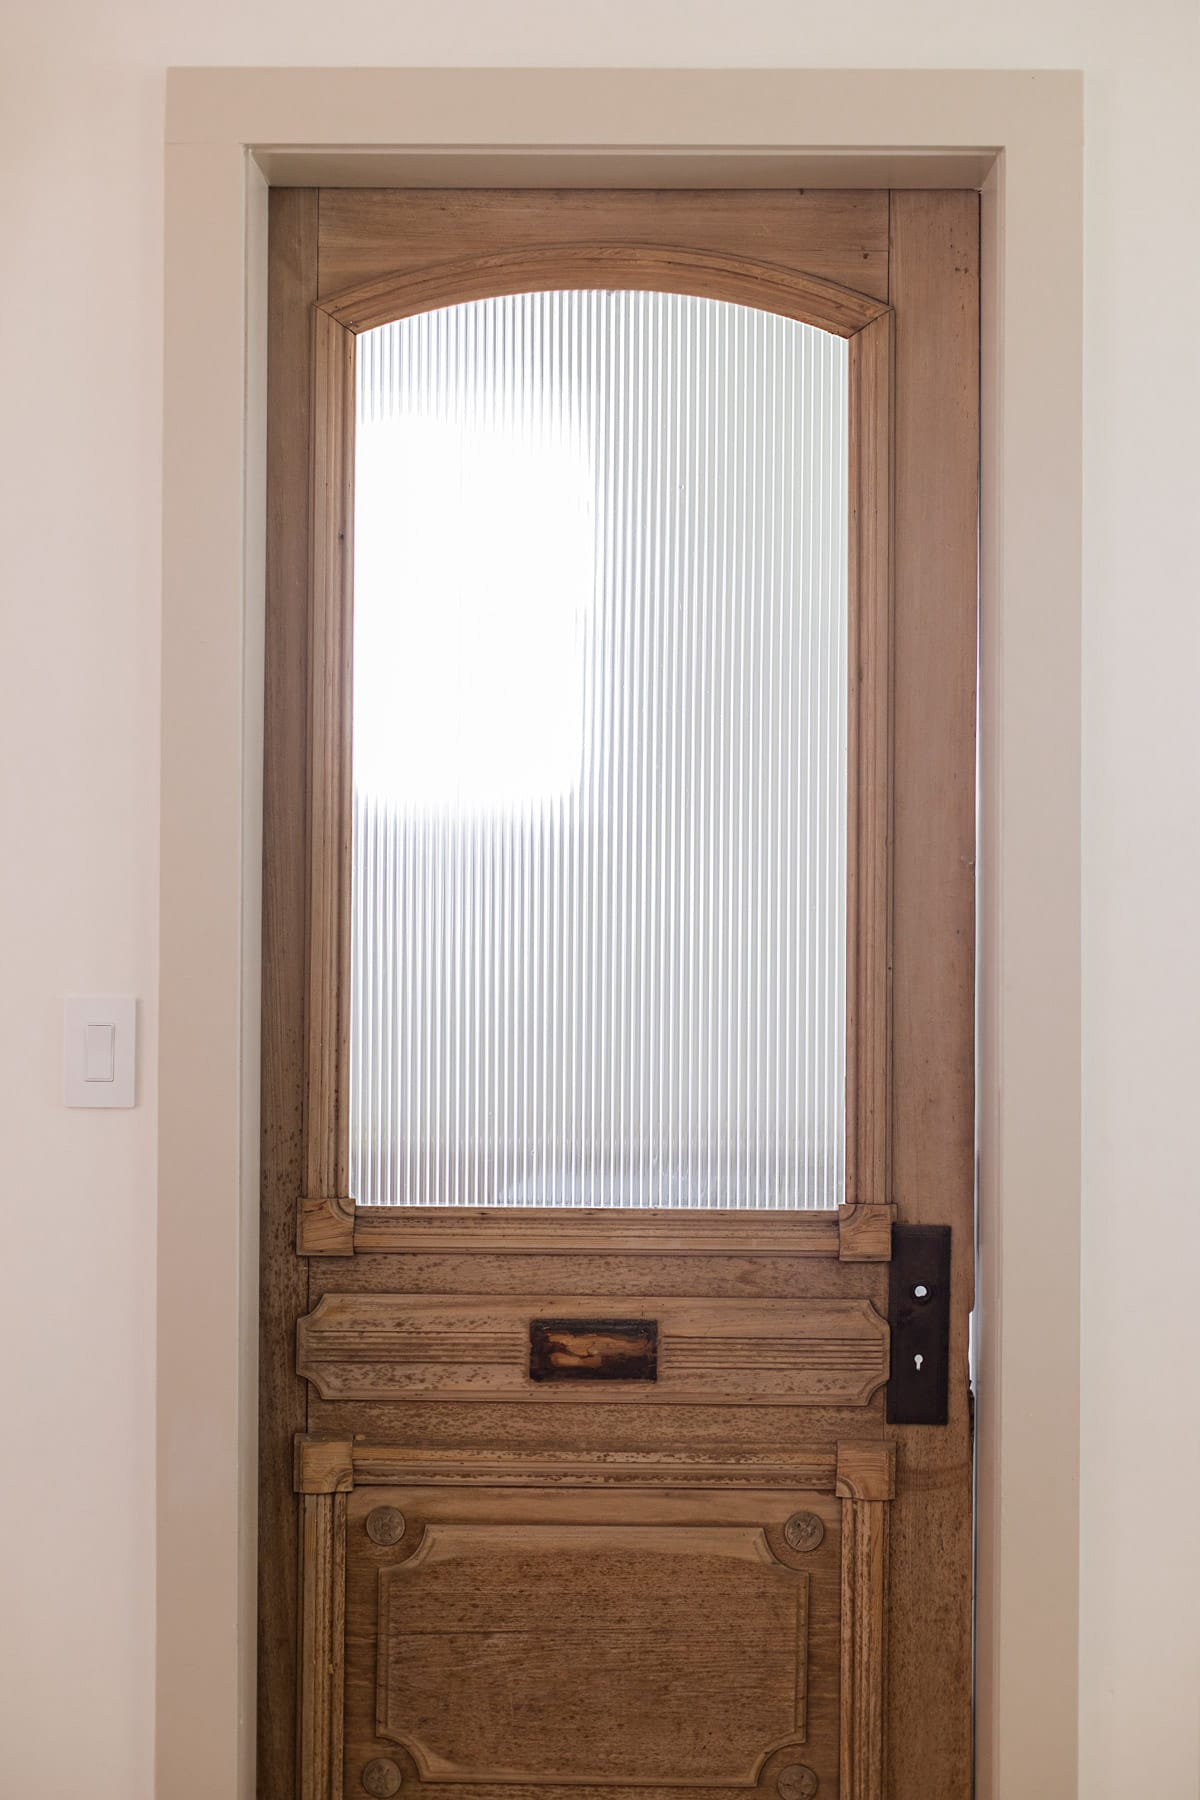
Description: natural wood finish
317,188,891,304
294,1433,355,1495
258,187,318,1800
297,1192,355,1257
884,191,978,1800
845,311,893,1214
346,1444,840,1490
312,1246,887,1303
303,307,356,1208
307,1396,884,1473
320,242,887,339
837,1202,896,1262
835,1441,896,1504
262,182,977,1800
297,1490,346,1800
343,1483,842,1797
838,1468,891,1800
297,1292,890,1406
376,1522,808,1782
351,1205,842,1258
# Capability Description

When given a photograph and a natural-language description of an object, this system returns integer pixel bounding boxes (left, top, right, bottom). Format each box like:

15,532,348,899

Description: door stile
884,190,979,1796
299,306,357,1256
260,186,319,1800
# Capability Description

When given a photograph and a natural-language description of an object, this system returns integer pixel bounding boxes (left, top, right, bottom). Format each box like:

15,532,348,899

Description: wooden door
260,188,977,1800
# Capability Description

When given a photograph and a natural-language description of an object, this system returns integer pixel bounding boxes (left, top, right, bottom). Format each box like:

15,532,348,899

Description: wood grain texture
351,1206,841,1258
263,183,979,1800
845,311,893,1214
305,1396,886,1492
304,307,356,1208
837,1203,896,1262
320,242,886,338
376,1522,809,1781
298,1490,345,1800
343,1483,843,1797
838,1474,890,1800
294,1433,355,1495
885,190,978,1800
297,1292,890,1407
346,1444,840,1490
258,186,317,1800
312,1247,888,1304
835,1441,896,1505
298,1193,355,1257
317,188,890,303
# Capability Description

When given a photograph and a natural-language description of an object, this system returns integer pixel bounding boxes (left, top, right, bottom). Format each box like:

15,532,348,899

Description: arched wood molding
318,241,889,338
297,247,893,1256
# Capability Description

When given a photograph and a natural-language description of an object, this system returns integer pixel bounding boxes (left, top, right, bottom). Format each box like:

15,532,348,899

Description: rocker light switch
64,997,136,1107
84,1022,116,1082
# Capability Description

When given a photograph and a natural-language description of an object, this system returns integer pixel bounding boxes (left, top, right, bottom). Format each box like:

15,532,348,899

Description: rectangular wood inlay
530,1318,659,1382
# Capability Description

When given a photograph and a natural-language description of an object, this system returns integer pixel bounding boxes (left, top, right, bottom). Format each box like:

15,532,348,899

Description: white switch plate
64,996,136,1107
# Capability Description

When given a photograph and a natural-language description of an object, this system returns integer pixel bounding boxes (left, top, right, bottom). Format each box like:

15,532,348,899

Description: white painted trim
160,68,1082,1800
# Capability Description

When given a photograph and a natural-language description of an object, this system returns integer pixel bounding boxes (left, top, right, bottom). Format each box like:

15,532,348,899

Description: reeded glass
351,291,848,1207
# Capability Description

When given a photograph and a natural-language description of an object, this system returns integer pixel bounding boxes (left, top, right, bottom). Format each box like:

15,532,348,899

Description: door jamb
160,66,1083,1800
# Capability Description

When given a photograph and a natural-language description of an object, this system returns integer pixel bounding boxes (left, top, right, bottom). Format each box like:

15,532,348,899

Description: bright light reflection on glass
354,414,594,810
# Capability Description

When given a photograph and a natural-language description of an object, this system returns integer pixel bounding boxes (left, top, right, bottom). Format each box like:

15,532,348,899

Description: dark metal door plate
887,1224,951,1425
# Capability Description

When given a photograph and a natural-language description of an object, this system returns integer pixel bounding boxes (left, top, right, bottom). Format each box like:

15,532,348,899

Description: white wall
1,8,1197,1800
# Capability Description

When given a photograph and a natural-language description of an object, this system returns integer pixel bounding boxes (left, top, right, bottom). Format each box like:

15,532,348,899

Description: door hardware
887,1225,952,1425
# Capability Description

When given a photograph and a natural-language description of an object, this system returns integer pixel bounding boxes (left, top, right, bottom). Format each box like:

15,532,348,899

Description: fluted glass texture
351,292,848,1207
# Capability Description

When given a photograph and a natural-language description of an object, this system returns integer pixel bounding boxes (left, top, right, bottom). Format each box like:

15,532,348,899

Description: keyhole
914,1353,924,1373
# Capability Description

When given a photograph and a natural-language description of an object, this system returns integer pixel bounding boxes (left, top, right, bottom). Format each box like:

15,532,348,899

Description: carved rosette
783,1511,826,1553
365,1506,407,1546
777,1765,820,1800
361,1759,403,1797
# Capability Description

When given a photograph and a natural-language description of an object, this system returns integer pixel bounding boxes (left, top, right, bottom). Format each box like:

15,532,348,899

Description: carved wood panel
299,1294,890,1407
295,1440,893,1800
342,1482,842,1799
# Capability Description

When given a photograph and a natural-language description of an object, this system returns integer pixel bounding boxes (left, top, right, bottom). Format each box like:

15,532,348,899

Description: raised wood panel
317,188,890,303
298,1293,890,1406
378,1524,809,1782
341,1484,844,1799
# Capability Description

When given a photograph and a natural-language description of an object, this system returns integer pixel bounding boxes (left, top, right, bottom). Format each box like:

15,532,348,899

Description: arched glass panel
351,291,848,1207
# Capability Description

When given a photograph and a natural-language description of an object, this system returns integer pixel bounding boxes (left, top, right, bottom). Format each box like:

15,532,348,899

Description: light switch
84,1022,116,1082
64,997,136,1107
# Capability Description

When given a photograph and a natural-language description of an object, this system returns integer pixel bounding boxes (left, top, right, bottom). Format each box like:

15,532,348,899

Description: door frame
160,67,1083,1800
